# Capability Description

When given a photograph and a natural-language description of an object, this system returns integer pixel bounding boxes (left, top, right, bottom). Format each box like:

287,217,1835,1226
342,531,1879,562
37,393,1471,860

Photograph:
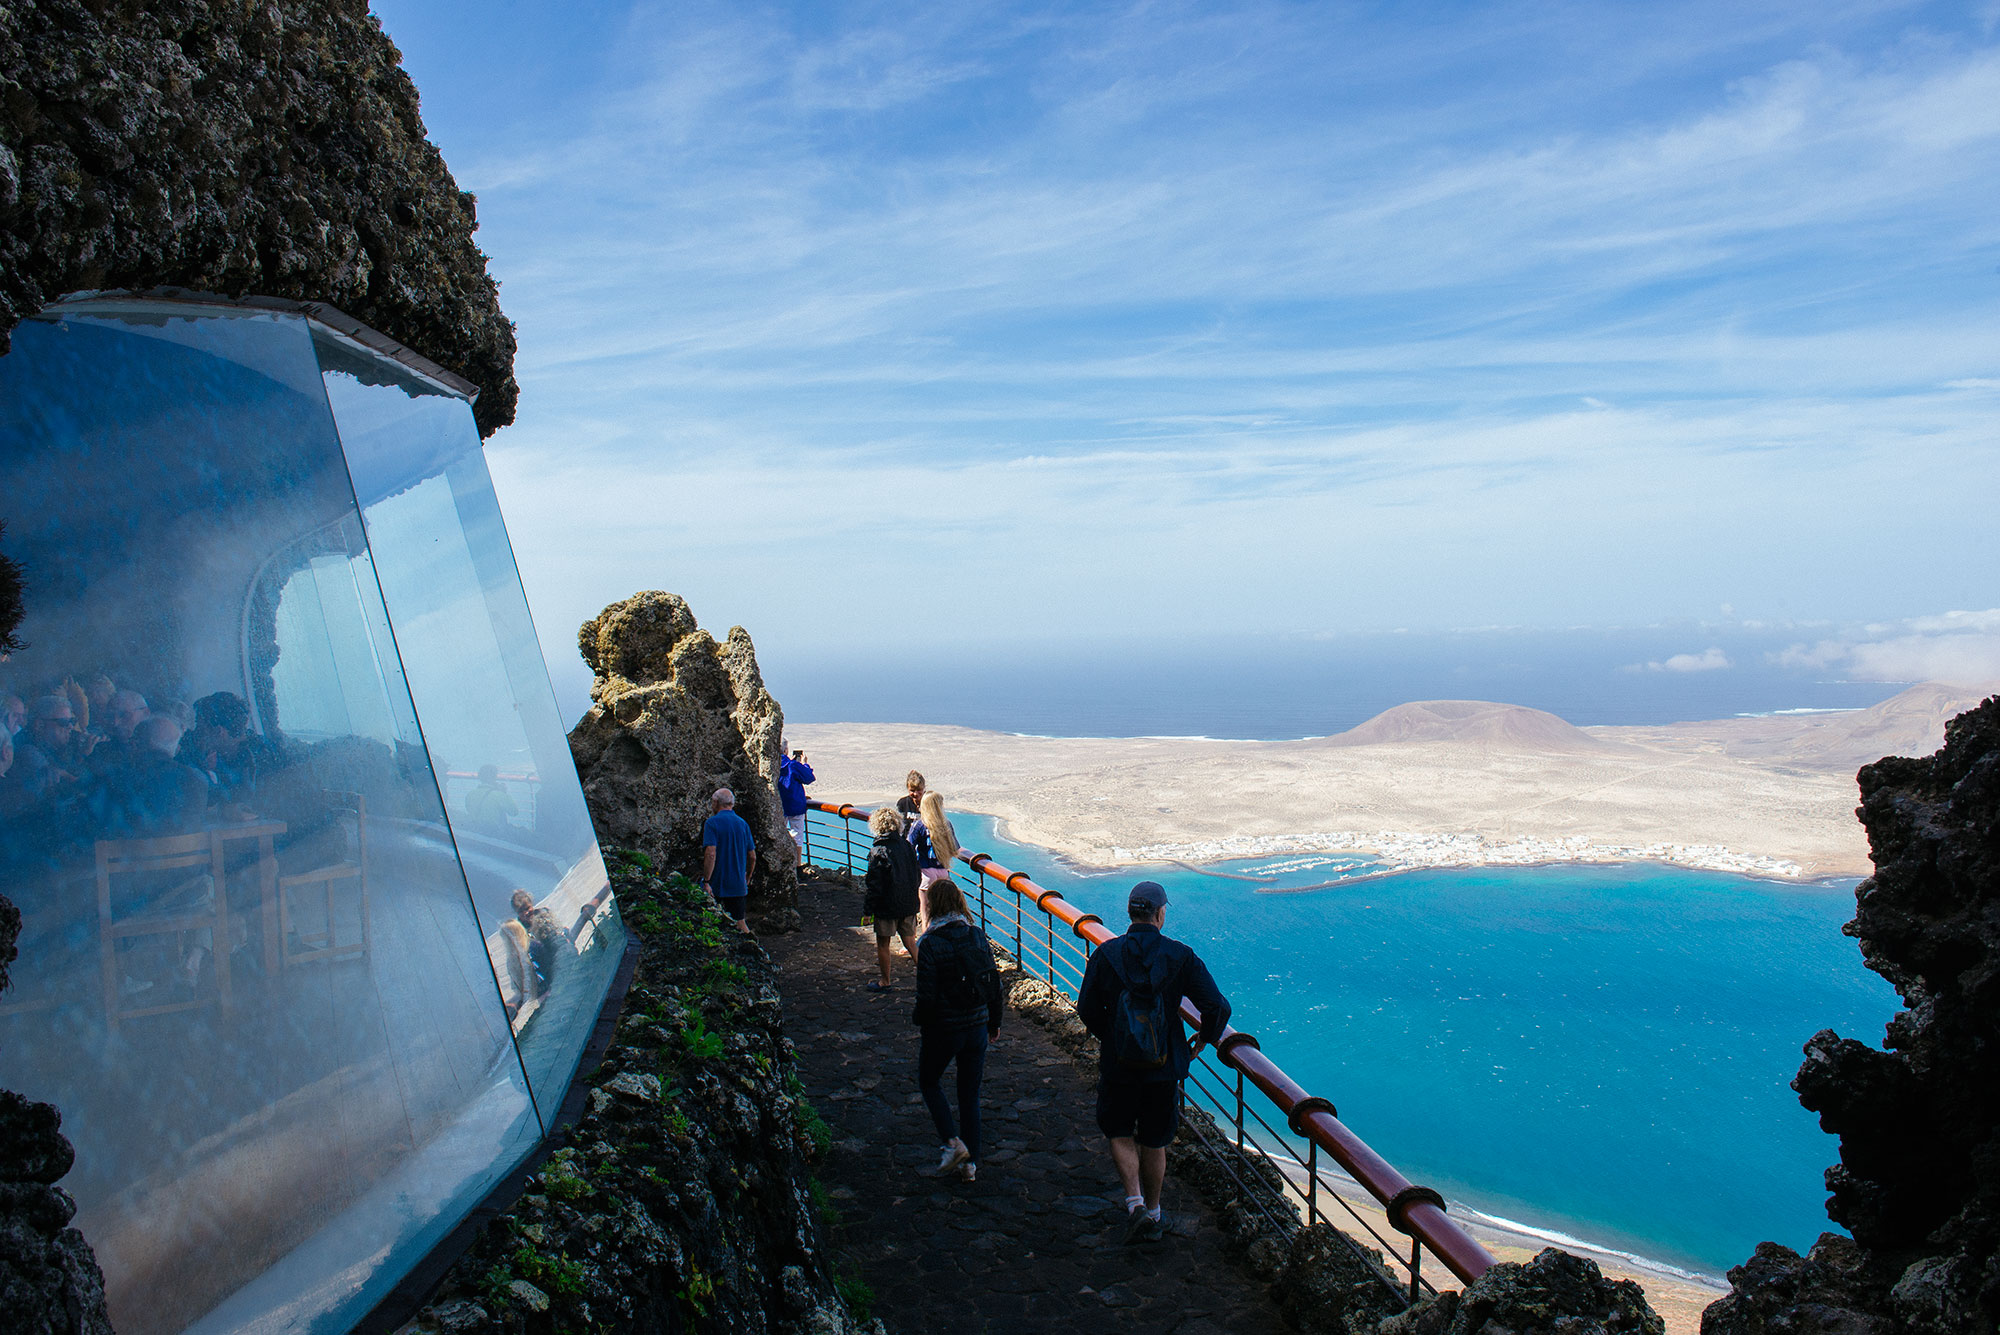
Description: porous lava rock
1703,696,2000,1335
1382,1247,1665,1335
399,853,879,1334
0,531,108,1334
569,593,800,930
0,0,518,433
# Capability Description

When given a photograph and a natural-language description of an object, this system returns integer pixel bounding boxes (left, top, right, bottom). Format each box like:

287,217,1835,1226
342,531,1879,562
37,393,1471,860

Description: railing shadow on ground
803,803,1498,1305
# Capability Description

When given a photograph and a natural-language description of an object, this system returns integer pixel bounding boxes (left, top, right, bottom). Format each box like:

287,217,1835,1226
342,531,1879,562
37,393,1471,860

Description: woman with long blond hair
909,789,960,888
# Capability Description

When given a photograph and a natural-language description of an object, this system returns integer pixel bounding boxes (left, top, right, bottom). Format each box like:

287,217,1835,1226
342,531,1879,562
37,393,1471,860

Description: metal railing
802,802,1496,1301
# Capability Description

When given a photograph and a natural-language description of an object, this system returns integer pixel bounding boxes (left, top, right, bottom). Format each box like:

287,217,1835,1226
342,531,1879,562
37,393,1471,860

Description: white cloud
1632,647,1733,673
1770,611,2000,686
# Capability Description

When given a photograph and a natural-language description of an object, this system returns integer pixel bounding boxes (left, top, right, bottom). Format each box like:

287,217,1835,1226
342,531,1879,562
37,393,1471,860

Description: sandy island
792,683,1992,1329
790,682,1992,883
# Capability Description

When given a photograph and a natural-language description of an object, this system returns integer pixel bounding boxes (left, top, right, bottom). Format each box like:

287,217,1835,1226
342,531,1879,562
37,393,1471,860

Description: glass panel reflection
0,305,543,1334
318,339,624,1121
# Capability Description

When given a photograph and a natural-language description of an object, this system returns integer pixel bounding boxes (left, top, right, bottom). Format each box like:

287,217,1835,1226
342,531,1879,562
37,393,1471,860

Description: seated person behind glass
465,763,520,832
13,693,93,797
503,888,569,1009
78,716,210,840
179,691,284,807
85,689,152,771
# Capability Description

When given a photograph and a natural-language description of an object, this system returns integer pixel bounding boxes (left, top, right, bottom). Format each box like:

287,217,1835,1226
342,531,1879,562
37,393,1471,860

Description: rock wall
396,853,876,1334
0,0,518,434
0,545,108,1330
569,593,800,930
1703,696,2000,1335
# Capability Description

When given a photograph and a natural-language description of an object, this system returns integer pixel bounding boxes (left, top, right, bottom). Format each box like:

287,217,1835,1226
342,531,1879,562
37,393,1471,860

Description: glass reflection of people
80,717,210,839
15,693,89,797
503,888,568,1014
180,691,282,805
2,693,25,743
465,763,519,833
89,689,151,770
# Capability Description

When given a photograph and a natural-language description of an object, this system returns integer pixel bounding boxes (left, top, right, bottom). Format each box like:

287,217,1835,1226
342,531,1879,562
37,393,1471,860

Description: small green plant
834,1263,873,1323
512,1246,586,1299
478,1259,515,1305
664,1107,691,1138
622,900,666,937
671,912,725,951
541,1162,594,1203
703,959,748,990
680,1015,725,1062
677,1265,716,1319
795,1097,833,1160
808,1175,843,1229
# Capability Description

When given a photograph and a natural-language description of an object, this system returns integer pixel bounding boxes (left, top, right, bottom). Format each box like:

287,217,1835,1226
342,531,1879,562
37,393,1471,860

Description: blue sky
372,1,2000,716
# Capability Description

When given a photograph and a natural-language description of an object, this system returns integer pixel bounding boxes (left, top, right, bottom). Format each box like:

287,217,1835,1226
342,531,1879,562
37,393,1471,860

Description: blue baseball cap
1128,880,1169,911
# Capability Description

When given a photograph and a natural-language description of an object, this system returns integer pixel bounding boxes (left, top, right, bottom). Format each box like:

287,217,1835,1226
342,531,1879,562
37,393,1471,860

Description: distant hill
1591,681,1999,772
1322,700,1631,753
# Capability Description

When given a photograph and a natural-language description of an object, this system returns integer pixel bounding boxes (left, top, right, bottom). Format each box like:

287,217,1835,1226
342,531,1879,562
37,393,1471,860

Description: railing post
843,812,853,874
1410,1239,1423,1304
1307,1138,1319,1227
1235,1067,1246,1153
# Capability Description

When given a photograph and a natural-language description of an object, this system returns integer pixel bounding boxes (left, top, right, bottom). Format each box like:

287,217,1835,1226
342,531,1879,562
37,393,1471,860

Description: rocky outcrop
0,1092,110,1335
398,852,876,1335
0,0,518,433
569,593,800,930
1385,1248,1665,1335
1703,696,2000,1335
0,528,108,1334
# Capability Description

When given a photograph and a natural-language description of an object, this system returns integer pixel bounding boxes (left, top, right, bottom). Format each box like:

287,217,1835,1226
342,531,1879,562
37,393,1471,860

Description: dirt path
766,873,1285,1335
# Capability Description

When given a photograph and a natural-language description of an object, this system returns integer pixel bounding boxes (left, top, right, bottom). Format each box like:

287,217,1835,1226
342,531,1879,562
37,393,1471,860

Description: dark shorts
717,894,748,921
1096,1078,1179,1148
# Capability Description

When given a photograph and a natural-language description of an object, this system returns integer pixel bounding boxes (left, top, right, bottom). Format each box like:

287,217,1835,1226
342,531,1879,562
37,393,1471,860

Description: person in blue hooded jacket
776,744,815,849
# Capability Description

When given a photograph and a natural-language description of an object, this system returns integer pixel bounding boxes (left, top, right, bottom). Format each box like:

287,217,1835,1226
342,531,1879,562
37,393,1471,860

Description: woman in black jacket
912,877,1003,1183
863,804,921,991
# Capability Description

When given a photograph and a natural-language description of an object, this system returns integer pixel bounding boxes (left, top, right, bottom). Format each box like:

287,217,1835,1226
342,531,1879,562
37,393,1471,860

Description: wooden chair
96,829,231,1034
278,791,369,966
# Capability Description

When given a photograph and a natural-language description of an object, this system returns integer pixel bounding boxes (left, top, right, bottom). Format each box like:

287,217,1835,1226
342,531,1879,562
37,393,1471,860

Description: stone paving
766,874,1285,1335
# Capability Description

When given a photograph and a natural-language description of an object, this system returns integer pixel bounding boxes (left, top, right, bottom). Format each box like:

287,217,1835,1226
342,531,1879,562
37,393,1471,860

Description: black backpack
940,926,994,1012
1106,938,1175,1072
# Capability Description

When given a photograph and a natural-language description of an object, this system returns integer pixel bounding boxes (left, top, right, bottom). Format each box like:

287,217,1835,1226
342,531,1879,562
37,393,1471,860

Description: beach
789,682,1989,882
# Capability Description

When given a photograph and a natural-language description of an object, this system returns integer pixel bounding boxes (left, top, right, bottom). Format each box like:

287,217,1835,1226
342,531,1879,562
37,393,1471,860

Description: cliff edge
569,592,800,929
1704,695,2000,1335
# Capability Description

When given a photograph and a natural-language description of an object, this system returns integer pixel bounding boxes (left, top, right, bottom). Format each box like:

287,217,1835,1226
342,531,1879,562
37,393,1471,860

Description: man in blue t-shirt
701,786,757,932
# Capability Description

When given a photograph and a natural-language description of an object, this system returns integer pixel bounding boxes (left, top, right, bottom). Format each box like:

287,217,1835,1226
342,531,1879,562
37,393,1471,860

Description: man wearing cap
1078,879,1231,1244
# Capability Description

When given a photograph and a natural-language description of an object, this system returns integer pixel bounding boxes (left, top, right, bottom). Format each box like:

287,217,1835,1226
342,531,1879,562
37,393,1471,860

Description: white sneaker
936,1139,970,1175
957,1162,977,1183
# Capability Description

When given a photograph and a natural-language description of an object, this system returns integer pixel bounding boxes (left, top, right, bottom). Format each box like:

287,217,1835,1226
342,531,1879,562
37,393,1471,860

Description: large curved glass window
0,298,622,1334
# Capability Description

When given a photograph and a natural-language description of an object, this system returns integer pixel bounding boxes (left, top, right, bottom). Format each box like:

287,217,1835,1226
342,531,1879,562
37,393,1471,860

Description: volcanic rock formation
1703,696,2000,1335
569,593,800,929
0,0,518,433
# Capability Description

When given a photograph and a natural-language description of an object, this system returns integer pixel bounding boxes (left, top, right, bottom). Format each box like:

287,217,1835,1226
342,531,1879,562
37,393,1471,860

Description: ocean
761,624,1907,740
945,813,1900,1278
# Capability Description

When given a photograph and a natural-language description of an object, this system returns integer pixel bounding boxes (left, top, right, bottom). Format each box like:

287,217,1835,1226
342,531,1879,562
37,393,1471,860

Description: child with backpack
911,877,1003,1183
1076,880,1231,1243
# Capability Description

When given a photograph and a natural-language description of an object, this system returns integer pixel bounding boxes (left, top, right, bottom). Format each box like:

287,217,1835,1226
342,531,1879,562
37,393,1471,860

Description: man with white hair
83,715,208,837
700,786,757,933
89,688,151,769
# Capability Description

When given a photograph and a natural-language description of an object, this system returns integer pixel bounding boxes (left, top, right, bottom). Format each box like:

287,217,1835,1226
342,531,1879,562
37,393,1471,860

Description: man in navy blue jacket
775,746,815,850
1078,880,1230,1243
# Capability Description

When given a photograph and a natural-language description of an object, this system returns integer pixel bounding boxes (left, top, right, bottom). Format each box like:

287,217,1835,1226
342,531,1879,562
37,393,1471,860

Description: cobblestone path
767,874,1284,1335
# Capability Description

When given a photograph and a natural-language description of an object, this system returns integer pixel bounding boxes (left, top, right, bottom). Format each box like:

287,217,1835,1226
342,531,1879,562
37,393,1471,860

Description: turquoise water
948,813,1900,1276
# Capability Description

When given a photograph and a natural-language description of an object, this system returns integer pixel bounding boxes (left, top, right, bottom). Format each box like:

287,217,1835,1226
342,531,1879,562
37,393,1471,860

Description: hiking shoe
1123,1210,1164,1245
936,1140,971,1175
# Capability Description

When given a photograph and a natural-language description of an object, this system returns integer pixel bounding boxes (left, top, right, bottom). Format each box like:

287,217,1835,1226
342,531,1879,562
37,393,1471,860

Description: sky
370,1,2000,721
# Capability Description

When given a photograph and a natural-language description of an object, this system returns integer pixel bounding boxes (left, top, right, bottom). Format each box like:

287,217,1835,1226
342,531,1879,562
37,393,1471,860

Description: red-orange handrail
807,801,1496,1285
